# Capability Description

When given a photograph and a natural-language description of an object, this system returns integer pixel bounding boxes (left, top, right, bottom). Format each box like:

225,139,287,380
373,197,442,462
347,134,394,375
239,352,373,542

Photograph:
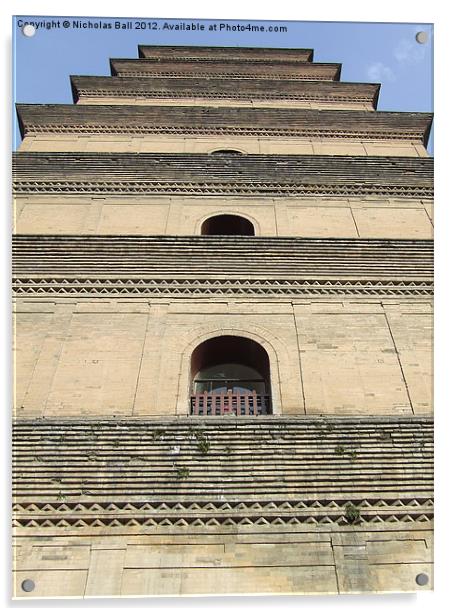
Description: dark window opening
190,336,272,416
201,214,255,236
210,149,245,155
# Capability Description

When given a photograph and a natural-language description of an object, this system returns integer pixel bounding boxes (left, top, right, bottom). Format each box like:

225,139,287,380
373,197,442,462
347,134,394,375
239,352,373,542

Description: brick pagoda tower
13,44,433,597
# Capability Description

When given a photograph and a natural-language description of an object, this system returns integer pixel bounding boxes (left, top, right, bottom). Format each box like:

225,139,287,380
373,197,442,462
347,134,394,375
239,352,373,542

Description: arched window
201,214,255,236
210,149,245,155
190,336,271,416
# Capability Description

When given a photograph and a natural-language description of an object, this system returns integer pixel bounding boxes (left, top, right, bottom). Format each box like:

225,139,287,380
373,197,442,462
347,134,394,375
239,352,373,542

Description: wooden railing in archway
190,392,271,416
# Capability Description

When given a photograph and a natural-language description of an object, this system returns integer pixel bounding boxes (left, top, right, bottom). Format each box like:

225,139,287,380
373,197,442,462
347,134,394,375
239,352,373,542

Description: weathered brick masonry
13,44,433,597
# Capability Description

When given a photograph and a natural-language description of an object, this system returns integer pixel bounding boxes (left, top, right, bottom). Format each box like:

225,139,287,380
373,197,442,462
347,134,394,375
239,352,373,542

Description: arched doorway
200,214,255,236
190,336,272,416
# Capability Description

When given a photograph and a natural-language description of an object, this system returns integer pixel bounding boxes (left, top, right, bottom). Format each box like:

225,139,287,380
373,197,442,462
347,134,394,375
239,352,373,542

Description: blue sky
12,16,433,151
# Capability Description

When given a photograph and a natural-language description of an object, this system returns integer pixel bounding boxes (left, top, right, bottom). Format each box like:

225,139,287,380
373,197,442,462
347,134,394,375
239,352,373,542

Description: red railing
190,392,271,416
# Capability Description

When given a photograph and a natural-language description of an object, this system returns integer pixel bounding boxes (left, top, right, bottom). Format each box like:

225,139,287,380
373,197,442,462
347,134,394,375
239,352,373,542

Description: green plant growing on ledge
316,420,335,436
56,491,67,501
131,455,147,462
195,433,210,455
175,465,190,479
335,445,358,461
378,431,392,441
196,438,210,455
153,429,166,440
344,503,361,525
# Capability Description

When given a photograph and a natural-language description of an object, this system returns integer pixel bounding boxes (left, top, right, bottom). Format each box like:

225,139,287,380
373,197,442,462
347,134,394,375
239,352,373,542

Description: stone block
353,207,433,239
85,548,126,596
13,569,88,598
14,544,90,570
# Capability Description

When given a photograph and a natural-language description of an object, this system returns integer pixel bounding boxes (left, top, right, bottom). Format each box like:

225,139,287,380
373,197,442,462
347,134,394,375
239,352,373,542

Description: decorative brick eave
12,153,433,199
16,104,433,146
12,416,433,530
109,58,341,80
70,75,380,108
137,45,314,62
12,278,433,299
12,236,434,298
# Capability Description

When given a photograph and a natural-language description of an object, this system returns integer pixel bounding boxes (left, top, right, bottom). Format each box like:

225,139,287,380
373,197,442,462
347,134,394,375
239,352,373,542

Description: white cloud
367,62,396,83
394,38,427,65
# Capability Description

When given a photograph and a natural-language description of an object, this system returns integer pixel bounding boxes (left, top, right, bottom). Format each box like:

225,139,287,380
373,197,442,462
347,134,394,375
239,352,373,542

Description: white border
2,1,450,615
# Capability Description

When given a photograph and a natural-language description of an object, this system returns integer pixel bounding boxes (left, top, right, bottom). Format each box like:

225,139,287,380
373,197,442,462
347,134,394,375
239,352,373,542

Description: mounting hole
22,24,36,37
415,573,429,586
415,31,428,44
21,579,35,592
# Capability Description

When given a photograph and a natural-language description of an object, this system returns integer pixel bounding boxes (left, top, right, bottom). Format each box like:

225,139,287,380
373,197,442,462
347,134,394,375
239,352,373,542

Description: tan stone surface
19,134,424,157
353,207,433,238
44,311,148,415
14,544,91,570
96,202,170,235
15,304,75,416
384,307,433,413
286,205,358,237
294,308,414,414
364,142,428,157
14,569,88,598
365,538,431,563
120,564,338,595
13,194,433,239
334,557,433,593
12,526,433,597
85,548,126,596
15,201,92,234
124,541,334,568
14,310,54,412
77,96,374,111
424,201,434,224
13,298,432,418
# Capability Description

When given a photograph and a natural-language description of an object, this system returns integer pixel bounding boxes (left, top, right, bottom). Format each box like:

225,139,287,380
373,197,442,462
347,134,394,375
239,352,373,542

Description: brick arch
208,147,248,155
176,326,288,416
196,211,261,236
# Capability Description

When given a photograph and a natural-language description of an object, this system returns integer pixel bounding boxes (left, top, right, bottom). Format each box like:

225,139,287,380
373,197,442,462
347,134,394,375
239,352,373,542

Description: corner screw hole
21,579,35,592
22,24,36,37
415,31,428,44
415,573,429,586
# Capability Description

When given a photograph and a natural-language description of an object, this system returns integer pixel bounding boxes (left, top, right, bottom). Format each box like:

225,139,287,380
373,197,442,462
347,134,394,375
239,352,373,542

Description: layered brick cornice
13,153,433,199
137,45,314,62
12,417,433,531
12,236,433,298
109,58,340,80
71,75,380,107
17,104,433,145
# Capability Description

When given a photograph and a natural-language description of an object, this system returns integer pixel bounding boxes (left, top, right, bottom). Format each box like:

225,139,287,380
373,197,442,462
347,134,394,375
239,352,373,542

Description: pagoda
13,44,433,597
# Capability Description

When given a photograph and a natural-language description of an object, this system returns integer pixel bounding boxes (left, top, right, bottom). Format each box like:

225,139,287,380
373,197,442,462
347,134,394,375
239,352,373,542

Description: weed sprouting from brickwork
175,465,190,479
335,444,358,461
194,431,210,454
345,503,361,525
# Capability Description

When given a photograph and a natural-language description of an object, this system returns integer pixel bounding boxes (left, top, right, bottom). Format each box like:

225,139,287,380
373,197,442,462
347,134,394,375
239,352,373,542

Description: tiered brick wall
12,44,433,597
13,417,433,596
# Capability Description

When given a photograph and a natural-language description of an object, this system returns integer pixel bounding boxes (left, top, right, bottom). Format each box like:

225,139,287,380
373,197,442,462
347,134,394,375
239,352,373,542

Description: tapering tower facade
13,44,433,597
